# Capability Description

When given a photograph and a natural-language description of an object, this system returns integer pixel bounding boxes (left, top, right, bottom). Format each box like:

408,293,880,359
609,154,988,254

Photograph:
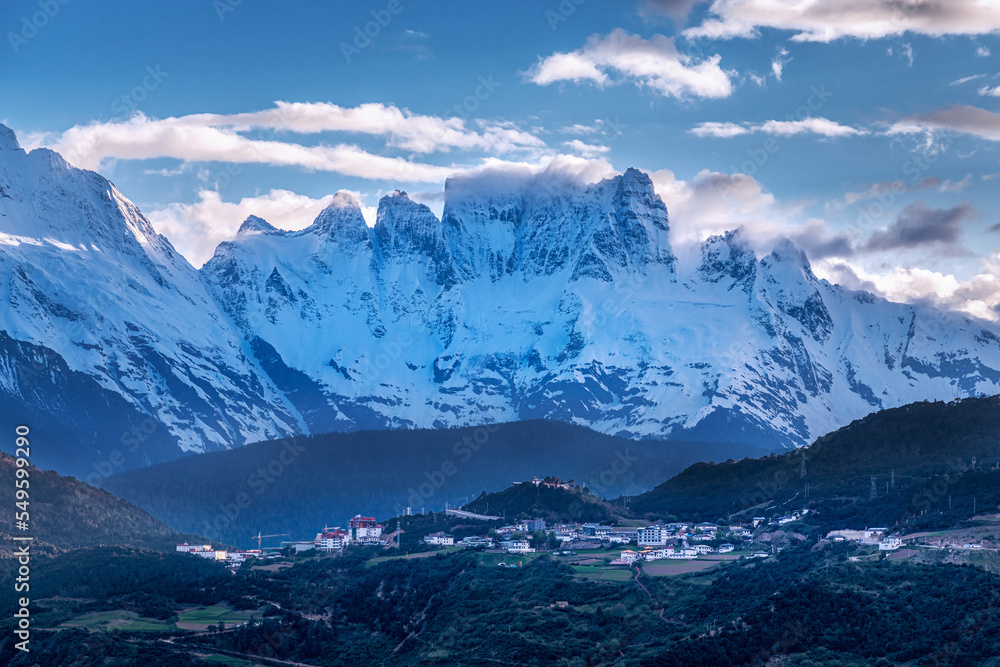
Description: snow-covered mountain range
2,123,998,476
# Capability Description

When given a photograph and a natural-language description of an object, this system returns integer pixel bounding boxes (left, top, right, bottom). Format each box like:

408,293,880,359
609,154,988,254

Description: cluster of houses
177,506,821,567
825,527,903,551
419,517,767,557
175,543,263,568
177,515,389,566
281,515,390,553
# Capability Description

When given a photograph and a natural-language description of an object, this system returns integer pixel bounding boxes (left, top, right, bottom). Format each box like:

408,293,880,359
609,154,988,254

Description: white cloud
771,48,791,81
901,42,915,67
979,85,1000,97
527,29,736,99
22,102,549,184
649,168,779,247
887,104,1000,141
147,189,343,267
691,117,865,138
951,73,987,85
815,259,1000,322
25,115,459,183
689,121,750,138
685,0,1000,42
562,139,611,158
183,101,543,154
977,46,992,57
560,122,604,135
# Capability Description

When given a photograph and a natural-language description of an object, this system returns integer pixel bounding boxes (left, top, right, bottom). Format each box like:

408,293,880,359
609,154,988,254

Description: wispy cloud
771,47,791,81
562,139,611,158
21,103,550,183
527,29,736,99
685,0,1000,42
887,104,1000,142
148,189,343,267
862,201,977,252
690,117,865,138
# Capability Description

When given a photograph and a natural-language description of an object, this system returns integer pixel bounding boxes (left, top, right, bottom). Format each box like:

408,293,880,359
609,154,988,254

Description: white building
693,544,713,555
620,550,639,563
424,532,455,546
503,540,534,553
225,550,261,564
878,536,903,551
348,515,383,543
718,544,735,553
317,530,348,551
637,526,668,546
826,528,886,545
176,543,213,553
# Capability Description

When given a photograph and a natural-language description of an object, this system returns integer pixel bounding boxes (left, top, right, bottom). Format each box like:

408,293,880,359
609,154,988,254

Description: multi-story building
317,529,348,551
348,515,383,544
524,518,547,532
637,526,668,546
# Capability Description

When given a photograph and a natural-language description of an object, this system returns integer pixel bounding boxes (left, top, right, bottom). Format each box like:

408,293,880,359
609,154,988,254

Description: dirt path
631,566,666,622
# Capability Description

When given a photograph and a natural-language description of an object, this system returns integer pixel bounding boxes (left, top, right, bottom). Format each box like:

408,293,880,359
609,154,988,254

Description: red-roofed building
348,515,383,543
316,529,349,551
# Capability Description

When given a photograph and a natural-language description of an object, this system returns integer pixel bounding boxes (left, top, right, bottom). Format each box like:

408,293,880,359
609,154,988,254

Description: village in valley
174,475,993,575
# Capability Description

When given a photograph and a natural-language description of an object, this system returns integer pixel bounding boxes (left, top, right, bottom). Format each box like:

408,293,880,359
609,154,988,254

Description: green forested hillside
629,396,1000,525
0,453,209,557
463,477,618,524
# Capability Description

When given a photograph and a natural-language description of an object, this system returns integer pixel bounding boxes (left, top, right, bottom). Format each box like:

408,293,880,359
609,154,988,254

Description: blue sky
3,0,1000,319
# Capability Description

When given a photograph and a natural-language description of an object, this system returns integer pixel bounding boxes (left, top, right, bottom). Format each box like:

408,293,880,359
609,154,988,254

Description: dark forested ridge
0,453,209,556
629,396,1000,524
101,420,759,547
463,477,619,524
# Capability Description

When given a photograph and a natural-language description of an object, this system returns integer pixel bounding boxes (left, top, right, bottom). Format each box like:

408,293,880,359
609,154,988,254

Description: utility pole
800,449,807,478
870,475,877,501
890,470,895,490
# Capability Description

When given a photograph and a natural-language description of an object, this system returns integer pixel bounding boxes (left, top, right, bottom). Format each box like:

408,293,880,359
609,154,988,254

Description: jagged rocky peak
614,167,668,229
237,215,279,235
0,123,22,152
374,190,444,255
440,171,533,282
762,237,821,284
308,190,371,247
698,229,758,285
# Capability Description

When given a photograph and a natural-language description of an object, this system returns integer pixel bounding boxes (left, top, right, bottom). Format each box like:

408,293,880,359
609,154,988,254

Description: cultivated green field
177,605,259,630
571,565,633,582
59,610,175,633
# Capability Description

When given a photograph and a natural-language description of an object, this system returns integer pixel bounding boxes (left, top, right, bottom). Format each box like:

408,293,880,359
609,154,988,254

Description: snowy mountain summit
1,124,999,474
